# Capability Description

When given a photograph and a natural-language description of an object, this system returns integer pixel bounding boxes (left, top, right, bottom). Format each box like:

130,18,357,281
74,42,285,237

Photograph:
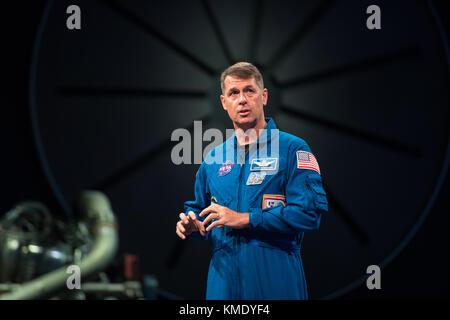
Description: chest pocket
208,184,232,208
207,167,234,207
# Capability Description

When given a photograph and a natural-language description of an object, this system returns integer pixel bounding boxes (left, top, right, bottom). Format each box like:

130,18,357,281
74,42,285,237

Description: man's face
220,75,268,130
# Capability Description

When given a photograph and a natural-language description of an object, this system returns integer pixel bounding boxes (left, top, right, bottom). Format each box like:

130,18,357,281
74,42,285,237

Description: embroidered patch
246,172,267,185
296,151,320,174
250,158,278,171
262,194,286,209
217,160,234,177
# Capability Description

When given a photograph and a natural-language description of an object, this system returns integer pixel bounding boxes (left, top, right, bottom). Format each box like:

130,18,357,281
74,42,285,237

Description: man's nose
239,92,247,105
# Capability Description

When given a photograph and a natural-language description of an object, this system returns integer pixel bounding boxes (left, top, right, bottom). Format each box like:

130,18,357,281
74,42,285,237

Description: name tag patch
246,172,266,185
250,158,278,171
262,194,286,209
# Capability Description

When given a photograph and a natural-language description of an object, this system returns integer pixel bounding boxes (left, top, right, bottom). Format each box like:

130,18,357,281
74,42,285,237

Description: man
175,62,328,300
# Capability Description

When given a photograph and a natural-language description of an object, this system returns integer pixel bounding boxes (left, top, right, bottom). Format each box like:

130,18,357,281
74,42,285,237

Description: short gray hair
220,62,264,92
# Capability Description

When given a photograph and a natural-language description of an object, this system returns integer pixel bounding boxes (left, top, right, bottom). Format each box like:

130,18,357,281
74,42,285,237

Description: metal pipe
0,191,118,300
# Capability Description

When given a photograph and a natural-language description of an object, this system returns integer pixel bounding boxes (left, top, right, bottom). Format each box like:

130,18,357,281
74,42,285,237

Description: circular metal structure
30,0,449,298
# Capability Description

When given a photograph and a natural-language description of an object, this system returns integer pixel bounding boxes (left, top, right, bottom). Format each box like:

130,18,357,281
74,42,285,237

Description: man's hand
199,203,249,232
176,211,206,240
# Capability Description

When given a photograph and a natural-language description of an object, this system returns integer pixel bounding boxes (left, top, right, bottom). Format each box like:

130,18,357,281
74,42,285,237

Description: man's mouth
238,110,250,116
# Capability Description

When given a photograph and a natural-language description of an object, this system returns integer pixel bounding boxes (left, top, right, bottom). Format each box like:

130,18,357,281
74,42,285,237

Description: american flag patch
296,151,320,174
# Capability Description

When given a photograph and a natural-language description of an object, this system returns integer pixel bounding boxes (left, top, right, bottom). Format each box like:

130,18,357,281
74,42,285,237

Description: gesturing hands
176,211,206,240
176,205,250,240
199,203,249,232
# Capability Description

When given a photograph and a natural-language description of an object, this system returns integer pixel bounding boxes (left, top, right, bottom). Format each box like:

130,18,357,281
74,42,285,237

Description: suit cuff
249,207,263,230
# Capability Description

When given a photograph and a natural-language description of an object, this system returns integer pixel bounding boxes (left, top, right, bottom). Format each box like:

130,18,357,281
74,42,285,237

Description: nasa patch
217,160,234,177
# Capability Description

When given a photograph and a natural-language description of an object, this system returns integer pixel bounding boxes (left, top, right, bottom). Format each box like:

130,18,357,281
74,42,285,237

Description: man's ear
220,95,227,111
262,88,268,106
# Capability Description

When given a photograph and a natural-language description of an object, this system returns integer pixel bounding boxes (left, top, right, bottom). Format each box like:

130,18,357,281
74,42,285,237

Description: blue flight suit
184,117,328,300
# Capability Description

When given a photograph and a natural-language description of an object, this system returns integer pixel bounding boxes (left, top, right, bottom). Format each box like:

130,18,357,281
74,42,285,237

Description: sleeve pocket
306,174,328,212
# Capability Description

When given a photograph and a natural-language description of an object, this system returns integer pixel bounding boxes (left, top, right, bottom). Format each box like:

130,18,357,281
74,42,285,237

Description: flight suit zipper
236,147,245,212
235,146,246,300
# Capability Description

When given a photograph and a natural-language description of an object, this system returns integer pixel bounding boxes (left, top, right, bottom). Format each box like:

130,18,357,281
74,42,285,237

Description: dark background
1,0,449,300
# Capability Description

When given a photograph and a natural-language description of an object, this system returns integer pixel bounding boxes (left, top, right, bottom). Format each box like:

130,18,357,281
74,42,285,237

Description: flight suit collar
228,117,278,148
224,117,278,163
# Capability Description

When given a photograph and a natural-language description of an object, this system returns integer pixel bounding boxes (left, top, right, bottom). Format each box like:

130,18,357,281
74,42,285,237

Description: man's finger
177,221,186,234
175,227,186,240
206,220,222,232
199,205,214,217
188,211,197,221
179,212,189,225
199,203,220,217
202,212,218,226
196,221,206,237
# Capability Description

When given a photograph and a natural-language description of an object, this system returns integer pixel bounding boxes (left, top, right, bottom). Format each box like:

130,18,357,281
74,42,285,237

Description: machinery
0,191,156,300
